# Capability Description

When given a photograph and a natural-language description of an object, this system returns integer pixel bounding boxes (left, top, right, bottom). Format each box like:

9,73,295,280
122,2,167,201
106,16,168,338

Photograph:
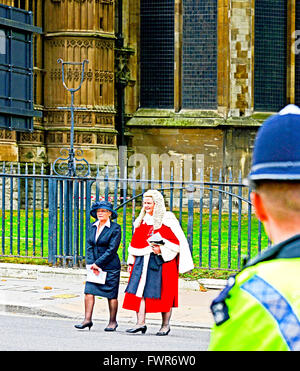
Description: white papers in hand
147,232,165,245
86,264,107,284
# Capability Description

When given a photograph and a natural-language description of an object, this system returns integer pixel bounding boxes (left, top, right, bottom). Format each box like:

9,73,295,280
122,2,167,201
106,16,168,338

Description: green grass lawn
0,207,270,276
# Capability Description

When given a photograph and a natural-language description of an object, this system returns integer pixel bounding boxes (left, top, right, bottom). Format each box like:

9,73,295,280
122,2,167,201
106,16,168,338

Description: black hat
90,201,118,220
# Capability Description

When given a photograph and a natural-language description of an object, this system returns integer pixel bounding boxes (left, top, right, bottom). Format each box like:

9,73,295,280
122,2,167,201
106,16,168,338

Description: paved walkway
0,263,226,330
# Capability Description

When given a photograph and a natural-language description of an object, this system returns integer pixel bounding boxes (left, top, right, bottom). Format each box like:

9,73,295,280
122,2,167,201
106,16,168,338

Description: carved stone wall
0,0,295,181
45,0,114,33
43,0,118,166
0,129,18,162
0,0,118,167
229,0,253,117
124,0,258,180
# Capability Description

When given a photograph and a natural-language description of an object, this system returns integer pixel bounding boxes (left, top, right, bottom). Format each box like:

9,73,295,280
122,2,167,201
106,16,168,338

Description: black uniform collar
243,234,300,269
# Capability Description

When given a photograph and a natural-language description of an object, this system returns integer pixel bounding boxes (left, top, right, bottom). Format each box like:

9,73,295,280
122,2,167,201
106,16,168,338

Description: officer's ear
250,191,269,222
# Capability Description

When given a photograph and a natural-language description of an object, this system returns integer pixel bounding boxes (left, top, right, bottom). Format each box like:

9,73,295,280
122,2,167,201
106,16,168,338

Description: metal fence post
186,175,195,254
48,178,54,265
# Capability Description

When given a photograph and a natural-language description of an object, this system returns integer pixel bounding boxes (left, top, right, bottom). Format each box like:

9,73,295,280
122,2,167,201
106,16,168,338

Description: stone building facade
124,0,298,181
0,0,299,181
0,0,119,173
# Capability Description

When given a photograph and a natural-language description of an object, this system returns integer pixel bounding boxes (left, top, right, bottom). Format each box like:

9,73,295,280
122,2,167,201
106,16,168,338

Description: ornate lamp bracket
53,58,90,177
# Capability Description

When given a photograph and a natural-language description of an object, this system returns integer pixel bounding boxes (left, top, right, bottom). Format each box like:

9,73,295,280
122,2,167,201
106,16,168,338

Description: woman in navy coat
75,201,121,332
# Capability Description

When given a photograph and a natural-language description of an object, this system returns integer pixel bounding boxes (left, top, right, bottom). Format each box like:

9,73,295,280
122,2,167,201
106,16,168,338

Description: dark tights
161,309,172,330
83,294,118,328
135,297,172,330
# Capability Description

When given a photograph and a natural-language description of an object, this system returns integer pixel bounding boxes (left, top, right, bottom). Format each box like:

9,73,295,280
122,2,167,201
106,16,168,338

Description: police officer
208,104,300,351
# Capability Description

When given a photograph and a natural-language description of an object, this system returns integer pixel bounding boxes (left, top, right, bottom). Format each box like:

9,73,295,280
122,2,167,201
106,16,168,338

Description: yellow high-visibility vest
209,235,300,351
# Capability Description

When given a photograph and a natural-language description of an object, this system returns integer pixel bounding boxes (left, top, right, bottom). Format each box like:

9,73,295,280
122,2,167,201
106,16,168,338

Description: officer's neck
264,219,300,245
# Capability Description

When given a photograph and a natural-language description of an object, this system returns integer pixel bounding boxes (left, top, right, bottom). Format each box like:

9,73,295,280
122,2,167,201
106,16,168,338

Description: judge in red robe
122,189,194,336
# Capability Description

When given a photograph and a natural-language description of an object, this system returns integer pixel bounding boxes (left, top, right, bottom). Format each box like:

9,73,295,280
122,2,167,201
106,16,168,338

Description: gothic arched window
254,0,287,111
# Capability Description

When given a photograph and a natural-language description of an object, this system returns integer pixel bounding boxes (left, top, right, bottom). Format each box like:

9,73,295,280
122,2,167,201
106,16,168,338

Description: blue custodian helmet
247,104,300,183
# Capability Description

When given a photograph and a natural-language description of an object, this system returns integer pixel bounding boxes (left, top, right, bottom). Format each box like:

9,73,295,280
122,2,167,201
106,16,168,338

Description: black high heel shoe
156,326,170,336
74,321,93,330
126,325,147,334
104,323,118,332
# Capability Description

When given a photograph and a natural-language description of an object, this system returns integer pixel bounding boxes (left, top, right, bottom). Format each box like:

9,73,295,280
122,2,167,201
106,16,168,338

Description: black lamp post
53,58,90,177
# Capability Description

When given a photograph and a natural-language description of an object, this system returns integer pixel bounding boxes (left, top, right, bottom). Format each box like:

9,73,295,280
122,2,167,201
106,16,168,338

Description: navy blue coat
85,221,121,271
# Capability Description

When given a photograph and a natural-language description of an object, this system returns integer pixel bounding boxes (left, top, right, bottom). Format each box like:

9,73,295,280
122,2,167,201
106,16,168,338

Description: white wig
134,189,166,230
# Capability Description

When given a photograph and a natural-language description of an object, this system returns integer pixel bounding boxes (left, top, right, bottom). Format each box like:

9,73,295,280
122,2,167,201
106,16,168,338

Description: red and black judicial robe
122,220,180,313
